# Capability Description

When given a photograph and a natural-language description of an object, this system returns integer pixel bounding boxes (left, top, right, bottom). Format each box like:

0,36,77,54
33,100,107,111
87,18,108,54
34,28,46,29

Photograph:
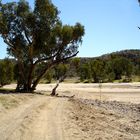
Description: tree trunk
51,76,66,96
51,80,59,96
15,81,33,93
31,69,48,91
31,62,57,91
15,63,50,93
15,59,68,93
28,64,35,90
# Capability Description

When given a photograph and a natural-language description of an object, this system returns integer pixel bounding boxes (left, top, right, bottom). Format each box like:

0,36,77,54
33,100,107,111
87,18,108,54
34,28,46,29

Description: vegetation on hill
76,49,140,82
0,49,140,86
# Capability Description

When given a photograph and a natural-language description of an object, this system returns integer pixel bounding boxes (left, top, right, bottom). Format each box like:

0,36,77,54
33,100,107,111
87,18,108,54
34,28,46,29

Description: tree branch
34,45,63,65
32,51,79,90
34,55,55,65
56,51,79,62
34,41,76,65
4,38,18,54
23,26,32,45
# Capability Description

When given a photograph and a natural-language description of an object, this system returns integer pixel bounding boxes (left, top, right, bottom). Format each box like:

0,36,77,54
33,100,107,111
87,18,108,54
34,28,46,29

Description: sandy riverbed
0,83,140,140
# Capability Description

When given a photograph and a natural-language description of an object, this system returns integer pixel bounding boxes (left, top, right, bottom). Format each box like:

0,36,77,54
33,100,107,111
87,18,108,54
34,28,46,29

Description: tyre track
0,95,67,140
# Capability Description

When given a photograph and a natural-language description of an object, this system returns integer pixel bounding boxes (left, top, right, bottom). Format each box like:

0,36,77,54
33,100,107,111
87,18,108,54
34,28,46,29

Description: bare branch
56,51,79,62
32,51,79,90
23,25,32,45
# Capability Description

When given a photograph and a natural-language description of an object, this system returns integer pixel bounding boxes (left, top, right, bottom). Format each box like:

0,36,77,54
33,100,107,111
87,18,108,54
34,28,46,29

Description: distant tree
90,59,105,83
69,58,80,77
44,69,54,83
105,61,115,82
79,63,91,82
0,59,14,86
0,0,84,92
54,63,69,80
71,58,80,70
107,57,133,80
107,72,116,82
133,59,140,76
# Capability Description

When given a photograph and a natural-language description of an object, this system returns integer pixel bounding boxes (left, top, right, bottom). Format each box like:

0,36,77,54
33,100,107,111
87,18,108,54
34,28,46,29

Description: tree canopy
0,0,85,92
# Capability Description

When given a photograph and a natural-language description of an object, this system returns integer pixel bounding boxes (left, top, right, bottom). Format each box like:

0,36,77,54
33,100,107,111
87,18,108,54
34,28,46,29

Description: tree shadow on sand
51,94,75,99
0,88,16,94
0,88,75,99
0,88,45,95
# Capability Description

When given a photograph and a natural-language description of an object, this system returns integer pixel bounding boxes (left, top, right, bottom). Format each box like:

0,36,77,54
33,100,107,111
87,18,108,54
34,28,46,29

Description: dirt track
0,83,140,140
0,94,68,140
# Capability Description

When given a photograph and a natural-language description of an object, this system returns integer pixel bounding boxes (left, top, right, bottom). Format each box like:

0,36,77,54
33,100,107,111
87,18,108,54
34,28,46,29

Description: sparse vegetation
0,50,140,85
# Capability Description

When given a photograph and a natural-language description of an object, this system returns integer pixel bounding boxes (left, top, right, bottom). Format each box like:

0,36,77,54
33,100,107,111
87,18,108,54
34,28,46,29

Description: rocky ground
65,98,140,140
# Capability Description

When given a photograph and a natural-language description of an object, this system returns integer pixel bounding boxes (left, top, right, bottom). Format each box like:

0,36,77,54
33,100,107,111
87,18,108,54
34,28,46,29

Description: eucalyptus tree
0,0,84,92
90,59,105,83
79,63,92,82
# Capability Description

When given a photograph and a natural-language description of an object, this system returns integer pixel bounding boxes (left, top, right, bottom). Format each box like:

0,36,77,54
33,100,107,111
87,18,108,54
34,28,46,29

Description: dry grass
0,94,34,109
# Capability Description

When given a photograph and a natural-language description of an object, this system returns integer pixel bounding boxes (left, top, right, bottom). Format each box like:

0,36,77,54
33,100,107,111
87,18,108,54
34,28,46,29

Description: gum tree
0,0,84,92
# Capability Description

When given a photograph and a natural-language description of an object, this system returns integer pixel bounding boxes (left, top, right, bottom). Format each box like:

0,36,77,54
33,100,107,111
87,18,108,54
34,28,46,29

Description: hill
100,49,140,63
79,49,140,65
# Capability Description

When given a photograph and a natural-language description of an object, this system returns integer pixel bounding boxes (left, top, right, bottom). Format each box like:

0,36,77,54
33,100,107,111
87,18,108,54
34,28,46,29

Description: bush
122,78,132,83
44,69,54,83
107,72,115,82
0,59,14,86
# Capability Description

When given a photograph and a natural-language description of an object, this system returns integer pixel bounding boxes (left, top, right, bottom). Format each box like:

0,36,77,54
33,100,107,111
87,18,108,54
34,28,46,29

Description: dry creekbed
0,83,140,140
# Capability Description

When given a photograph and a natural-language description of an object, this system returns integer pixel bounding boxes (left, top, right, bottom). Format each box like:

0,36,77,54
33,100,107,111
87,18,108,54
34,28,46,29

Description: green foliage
0,0,84,91
90,59,105,83
134,65,140,76
44,69,54,83
109,57,133,80
0,59,14,86
107,72,115,82
69,50,137,83
79,63,91,81
134,59,140,76
54,63,69,80
42,50,139,83
69,58,80,77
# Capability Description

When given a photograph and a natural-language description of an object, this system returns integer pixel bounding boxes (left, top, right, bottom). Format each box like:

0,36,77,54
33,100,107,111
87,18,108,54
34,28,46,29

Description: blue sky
0,0,140,58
